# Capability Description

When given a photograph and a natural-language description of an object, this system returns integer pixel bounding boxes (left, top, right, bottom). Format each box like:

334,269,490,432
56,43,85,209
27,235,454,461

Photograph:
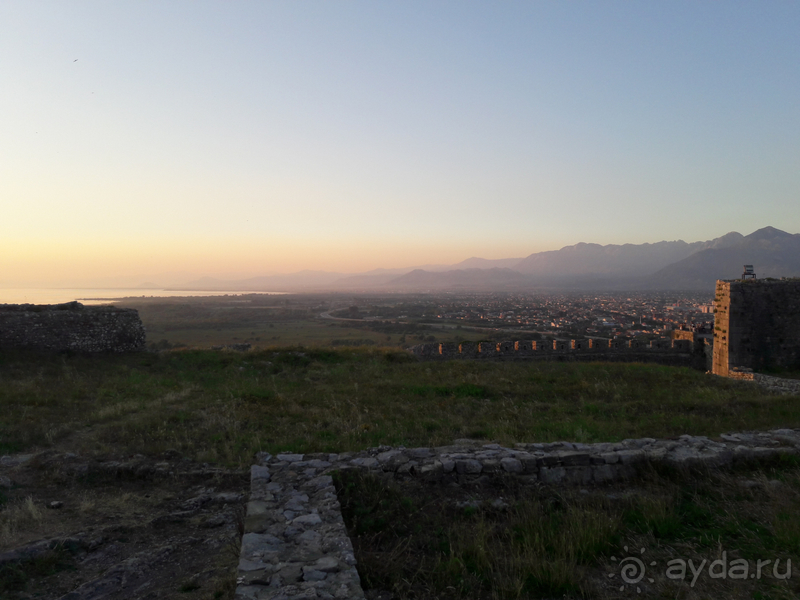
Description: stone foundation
236,428,800,599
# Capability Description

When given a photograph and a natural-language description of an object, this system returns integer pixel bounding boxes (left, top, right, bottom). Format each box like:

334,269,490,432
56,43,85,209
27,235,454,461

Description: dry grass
2,348,800,598
2,348,800,469
335,458,800,599
0,496,50,548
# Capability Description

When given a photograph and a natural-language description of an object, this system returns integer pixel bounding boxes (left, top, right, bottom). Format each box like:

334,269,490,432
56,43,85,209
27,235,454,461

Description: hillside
647,227,800,289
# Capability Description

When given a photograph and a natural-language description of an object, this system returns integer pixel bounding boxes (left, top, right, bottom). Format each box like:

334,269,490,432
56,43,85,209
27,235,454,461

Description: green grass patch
1,349,799,467
333,470,622,598
405,383,490,399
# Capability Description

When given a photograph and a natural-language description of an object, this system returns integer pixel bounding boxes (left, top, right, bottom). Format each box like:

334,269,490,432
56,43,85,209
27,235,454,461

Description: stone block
571,339,589,351
459,342,478,358
515,340,533,355
239,559,272,572
251,465,271,483
497,341,515,356
592,464,617,483
539,466,566,484
314,557,341,573
292,514,322,527
616,449,645,464
376,450,402,464
277,564,304,583
235,583,275,599
397,461,418,475
302,476,334,491
412,343,437,358
650,339,671,350
500,457,523,473
419,462,443,480
671,339,691,352
554,451,591,466
519,455,539,473
644,447,668,460
439,343,458,358
302,567,328,581
478,341,497,357
241,533,284,559
277,453,305,463
538,454,560,467
407,448,433,459
564,466,593,485
455,459,482,474
481,459,501,473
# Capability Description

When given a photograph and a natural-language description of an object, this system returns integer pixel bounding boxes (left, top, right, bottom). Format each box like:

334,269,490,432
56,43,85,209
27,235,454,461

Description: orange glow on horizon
0,235,547,288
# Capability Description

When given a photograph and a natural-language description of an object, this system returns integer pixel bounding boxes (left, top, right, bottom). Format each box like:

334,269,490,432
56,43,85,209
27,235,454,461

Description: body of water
0,288,285,305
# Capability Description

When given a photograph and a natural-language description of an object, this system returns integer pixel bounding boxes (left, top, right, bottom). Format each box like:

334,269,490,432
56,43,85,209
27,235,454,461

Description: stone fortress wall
410,338,705,368
0,302,146,353
713,279,800,377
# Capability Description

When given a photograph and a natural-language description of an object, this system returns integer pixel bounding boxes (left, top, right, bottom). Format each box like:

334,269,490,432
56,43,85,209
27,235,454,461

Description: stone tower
712,279,800,376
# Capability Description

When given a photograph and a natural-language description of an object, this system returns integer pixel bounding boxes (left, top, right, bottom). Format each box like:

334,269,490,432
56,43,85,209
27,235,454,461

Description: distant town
110,290,715,351
323,291,714,345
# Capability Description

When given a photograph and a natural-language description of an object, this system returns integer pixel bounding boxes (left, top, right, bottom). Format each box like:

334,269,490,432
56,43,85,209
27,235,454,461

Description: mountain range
164,227,800,293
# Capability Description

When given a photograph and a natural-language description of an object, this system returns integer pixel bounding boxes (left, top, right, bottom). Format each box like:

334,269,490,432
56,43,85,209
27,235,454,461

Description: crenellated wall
409,337,700,367
0,302,146,353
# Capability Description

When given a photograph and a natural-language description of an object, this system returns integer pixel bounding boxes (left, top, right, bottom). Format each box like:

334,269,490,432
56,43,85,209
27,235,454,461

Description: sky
1,1,799,287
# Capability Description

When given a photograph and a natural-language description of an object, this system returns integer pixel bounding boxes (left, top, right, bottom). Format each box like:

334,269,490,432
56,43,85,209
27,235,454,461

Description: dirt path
0,450,247,600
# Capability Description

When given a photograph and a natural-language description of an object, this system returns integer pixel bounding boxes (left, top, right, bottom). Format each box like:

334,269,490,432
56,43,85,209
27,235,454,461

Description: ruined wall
236,429,800,599
409,338,699,368
724,370,800,395
713,280,800,376
0,302,146,353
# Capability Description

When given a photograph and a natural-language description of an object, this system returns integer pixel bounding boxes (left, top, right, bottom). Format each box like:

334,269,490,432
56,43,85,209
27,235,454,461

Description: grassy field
116,295,493,350
336,461,800,599
1,348,799,466
2,348,800,599
144,320,489,349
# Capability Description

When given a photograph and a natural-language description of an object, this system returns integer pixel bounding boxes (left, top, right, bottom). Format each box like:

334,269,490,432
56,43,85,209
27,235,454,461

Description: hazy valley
161,226,800,294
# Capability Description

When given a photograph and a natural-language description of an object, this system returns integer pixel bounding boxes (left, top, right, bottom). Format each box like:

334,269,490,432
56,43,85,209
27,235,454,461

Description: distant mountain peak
745,226,792,240
648,226,800,288
164,225,795,293
451,256,524,269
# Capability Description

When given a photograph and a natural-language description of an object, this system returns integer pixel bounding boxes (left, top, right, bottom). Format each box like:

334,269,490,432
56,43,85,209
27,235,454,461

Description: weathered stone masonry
713,279,800,377
236,429,800,600
0,302,146,352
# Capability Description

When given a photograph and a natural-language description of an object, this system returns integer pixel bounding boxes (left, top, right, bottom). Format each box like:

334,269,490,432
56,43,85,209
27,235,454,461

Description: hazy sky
2,1,799,286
